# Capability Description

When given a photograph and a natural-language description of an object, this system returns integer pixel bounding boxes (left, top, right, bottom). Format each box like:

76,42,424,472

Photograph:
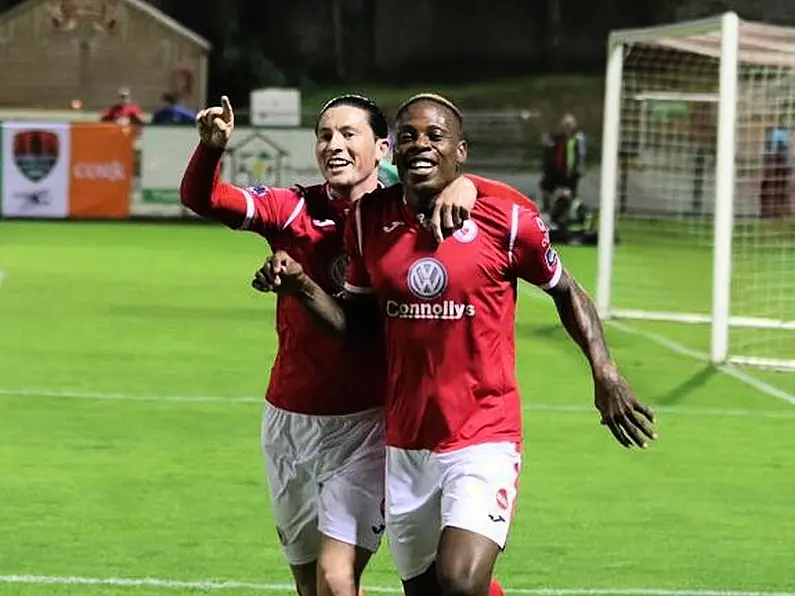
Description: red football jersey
181,143,386,415
344,183,562,451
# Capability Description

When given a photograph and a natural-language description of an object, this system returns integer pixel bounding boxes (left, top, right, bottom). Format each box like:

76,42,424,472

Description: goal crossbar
610,12,795,67
609,14,727,47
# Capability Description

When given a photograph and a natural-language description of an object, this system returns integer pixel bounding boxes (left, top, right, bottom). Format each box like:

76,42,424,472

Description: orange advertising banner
68,123,134,218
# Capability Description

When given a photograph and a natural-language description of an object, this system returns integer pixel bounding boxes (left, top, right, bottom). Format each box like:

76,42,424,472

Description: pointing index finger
220,95,233,122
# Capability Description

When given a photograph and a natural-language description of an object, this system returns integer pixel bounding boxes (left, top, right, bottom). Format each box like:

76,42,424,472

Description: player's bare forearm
547,269,614,375
292,273,347,336
295,274,380,342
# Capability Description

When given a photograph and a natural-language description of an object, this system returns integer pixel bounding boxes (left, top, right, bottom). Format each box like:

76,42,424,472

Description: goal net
597,12,795,371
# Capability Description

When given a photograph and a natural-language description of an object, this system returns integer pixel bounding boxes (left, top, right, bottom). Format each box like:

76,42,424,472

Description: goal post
597,11,795,372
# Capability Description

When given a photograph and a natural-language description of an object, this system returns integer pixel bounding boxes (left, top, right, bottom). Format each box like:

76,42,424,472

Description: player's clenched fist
252,251,305,295
196,95,234,148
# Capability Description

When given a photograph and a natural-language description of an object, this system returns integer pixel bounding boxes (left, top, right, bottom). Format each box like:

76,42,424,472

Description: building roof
0,0,211,51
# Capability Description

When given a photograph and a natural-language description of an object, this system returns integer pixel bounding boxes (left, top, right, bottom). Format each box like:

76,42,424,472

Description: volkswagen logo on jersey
329,254,348,290
407,258,448,300
453,219,478,243
389,257,474,320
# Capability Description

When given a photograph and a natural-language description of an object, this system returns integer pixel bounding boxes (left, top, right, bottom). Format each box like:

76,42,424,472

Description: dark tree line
145,0,675,100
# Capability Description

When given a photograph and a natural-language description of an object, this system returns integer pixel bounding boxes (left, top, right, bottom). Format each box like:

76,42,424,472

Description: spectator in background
101,86,144,127
151,92,195,125
540,113,586,213
760,117,792,219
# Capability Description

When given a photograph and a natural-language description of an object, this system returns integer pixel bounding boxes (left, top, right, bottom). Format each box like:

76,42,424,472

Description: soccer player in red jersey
254,94,658,596
179,94,519,596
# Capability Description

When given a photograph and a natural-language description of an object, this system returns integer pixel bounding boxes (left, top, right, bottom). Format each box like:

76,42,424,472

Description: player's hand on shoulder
196,95,234,148
429,175,476,243
592,365,657,449
252,250,305,296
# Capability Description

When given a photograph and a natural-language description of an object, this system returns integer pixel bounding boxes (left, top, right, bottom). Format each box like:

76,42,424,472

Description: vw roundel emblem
407,258,448,300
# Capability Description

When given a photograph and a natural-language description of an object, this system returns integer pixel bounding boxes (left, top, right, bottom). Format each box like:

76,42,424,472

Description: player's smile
325,155,354,175
404,151,438,178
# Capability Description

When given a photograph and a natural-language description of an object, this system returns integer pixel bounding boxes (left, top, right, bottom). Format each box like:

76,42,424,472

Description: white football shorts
386,441,521,580
261,404,386,566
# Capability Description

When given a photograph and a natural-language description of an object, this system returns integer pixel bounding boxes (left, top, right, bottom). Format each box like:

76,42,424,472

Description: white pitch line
606,320,706,361
716,365,795,406
0,575,793,596
0,269,5,286
516,283,795,407
607,320,795,406
0,387,262,404
0,387,793,419
0,284,792,416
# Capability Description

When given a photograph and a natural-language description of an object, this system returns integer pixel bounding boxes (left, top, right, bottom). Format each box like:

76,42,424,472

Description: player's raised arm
509,203,657,450
179,96,242,226
179,96,298,235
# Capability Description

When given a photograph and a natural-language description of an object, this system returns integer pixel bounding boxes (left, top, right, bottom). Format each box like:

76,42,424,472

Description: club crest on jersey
545,247,558,269
407,258,448,300
453,219,478,243
247,185,269,196
329,254,348,289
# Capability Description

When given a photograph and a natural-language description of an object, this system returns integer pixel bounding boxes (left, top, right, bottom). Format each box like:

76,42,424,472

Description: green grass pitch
0,220,793,595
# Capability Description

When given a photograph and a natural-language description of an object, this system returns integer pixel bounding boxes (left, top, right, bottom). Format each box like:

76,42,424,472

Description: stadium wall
0,123,319,220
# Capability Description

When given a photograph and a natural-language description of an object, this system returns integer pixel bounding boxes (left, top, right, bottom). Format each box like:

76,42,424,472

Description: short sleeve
509,203,562,289
342,200,372,294
237,185,305,236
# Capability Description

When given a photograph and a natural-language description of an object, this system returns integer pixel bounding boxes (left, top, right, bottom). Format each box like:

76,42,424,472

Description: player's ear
375,138,390,162
456,138,468,166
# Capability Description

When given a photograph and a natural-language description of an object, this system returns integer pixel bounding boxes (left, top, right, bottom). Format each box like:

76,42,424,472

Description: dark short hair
395,93,464,130
315,94,389,139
